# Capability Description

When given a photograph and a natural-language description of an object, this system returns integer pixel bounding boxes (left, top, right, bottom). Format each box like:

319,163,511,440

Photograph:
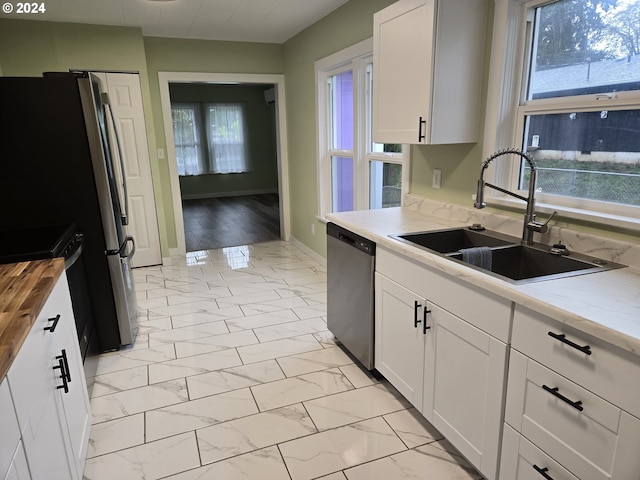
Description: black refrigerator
0,72,138,352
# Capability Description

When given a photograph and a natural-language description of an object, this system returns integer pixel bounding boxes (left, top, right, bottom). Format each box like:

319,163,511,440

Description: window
316,39,408,217
171,104,203,176
206,103,248,174
485,0,640,227
171,102,249,176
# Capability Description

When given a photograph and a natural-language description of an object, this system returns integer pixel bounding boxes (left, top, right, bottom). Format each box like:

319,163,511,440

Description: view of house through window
317,40,407,217
171,102,248,176
518,0,640,209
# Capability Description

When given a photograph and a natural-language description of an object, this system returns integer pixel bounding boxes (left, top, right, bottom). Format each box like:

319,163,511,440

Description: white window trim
483,0,640,231
315,38,409,219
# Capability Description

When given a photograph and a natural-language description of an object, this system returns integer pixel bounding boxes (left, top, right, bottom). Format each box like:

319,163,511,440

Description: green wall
282,0,396,256
169,83,279,199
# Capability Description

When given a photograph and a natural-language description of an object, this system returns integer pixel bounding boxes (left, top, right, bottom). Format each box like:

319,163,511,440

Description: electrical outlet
157,148,165,160
311,224,316,236
432,169,442,189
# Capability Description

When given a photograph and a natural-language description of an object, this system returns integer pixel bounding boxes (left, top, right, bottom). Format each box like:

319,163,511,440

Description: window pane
369,161,402,209
528,0,640,100
206,104,248,174
521,110,640,206
371,142,403,154
171,105,202,176
330,71,353,150
331,156,354,212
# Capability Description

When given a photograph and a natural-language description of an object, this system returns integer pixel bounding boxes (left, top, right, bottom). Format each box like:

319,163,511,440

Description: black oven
0,223,96,361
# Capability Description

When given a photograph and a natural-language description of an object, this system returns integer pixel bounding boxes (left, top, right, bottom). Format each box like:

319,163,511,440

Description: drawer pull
542,384,584,411
414,301,422,328
548,331,592,355
533,465,554,480
56,349,71,383
44,314,61,333
53,356,69,394
423,305,431,334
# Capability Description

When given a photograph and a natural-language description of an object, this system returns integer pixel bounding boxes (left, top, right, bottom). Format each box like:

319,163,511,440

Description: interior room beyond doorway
169,82,281,252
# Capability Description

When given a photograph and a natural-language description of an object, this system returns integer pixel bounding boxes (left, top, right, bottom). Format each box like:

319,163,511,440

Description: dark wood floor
182,194,281,252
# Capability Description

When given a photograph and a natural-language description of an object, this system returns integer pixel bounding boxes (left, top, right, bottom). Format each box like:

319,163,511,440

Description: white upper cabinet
373,0,487,144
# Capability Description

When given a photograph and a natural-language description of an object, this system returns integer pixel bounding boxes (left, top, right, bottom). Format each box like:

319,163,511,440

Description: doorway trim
158,71,291,257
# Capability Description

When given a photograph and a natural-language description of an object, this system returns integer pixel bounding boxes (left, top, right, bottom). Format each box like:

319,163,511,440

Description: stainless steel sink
395,227,513,253
392,226,625,283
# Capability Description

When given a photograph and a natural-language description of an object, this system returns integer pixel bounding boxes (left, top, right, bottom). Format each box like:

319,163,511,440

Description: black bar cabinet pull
542,384,583,411
53,356,69,394
423,305,431,334
533,465,554,480
44,314,61,333
56,349,71,383
414,301,422,328
548,331,592,355
418,116,426,142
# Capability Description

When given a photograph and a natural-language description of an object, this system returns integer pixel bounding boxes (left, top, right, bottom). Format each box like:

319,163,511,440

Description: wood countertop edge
0,259,65,382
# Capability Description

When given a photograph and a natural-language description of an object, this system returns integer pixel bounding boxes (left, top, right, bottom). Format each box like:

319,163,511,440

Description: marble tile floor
83,241,484,480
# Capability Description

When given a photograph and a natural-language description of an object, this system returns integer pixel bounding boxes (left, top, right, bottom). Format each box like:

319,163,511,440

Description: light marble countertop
326,206,640,357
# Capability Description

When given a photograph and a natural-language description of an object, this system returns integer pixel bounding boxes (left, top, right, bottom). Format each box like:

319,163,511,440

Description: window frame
484,0,640,230
315,38,409,218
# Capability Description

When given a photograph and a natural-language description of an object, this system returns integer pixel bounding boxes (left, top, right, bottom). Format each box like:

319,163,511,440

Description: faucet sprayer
474,148,556,245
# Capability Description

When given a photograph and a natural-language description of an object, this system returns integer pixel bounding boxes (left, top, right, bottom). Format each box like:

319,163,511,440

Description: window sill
487,197,640,233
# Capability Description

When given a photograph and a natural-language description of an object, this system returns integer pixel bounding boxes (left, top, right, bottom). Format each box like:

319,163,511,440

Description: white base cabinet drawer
512,305,640,419
505,350,640,480
500,424,578,480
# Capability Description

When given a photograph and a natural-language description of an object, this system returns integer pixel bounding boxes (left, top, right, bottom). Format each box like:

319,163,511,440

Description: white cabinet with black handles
372,0,488,144
5,273,91,480
501,306,640,479
375,246,510,480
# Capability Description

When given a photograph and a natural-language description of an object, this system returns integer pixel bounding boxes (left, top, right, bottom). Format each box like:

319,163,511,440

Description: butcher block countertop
0,258,65,381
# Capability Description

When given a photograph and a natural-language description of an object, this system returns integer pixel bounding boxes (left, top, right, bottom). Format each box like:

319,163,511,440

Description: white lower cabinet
502,306,640,479
424,304,508,478
375,247,510,480
375,273,426,407
500,424,579,480
1,379,30,480
6,273,91,480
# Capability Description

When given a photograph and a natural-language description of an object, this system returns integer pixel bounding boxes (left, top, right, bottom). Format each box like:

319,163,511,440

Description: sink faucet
474,148,556,245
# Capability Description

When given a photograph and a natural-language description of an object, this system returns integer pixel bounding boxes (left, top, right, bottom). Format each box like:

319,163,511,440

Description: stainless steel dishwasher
326,222,376,370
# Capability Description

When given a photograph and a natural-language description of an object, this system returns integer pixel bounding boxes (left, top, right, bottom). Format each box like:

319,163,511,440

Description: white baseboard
181,189,278,200
290,236,326,268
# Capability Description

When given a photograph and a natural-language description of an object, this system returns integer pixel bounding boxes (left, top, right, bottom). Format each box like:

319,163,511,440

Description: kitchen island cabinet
375,246,510,480
1,261,90,480
372,0,487,144
1,378,30,480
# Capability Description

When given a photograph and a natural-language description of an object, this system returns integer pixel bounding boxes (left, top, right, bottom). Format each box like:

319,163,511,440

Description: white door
96,72,162,267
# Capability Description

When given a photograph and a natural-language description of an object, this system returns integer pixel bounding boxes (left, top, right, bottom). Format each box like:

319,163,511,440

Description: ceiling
3,0,350,43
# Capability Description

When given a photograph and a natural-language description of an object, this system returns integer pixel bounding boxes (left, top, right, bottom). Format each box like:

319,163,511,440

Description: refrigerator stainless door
106,237,138,345
78,75,138,346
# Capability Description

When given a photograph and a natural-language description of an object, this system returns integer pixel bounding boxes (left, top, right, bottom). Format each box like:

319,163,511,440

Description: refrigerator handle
125,235,136,259
106,236,136,259
101,92,130,226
